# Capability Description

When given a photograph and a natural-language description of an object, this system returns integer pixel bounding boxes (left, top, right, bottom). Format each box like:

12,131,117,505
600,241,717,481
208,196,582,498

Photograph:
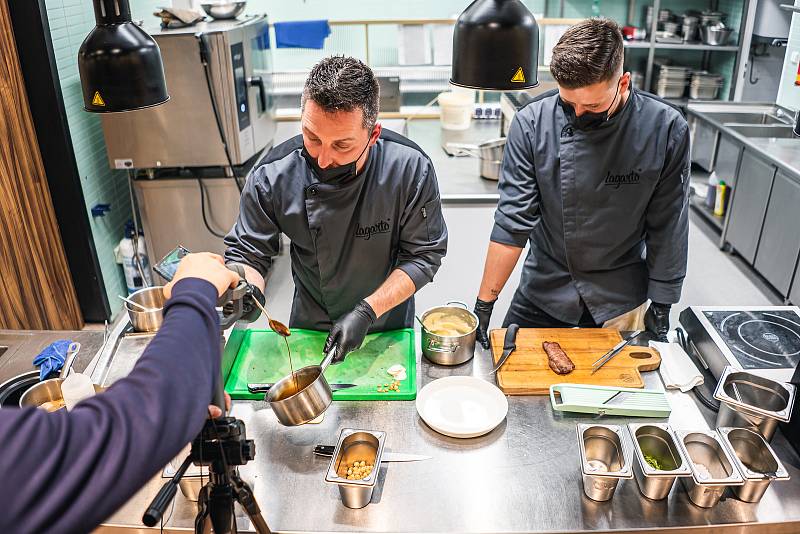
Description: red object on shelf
795,60,800,86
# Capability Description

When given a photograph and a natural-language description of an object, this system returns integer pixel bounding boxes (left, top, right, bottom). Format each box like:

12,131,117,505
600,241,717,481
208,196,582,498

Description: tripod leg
209,483,238,534
231,473,271,534
195,484,213,534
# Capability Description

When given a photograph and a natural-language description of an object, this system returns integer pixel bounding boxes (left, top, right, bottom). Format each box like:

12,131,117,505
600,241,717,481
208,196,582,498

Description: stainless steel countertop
407,119,502,203
0,328,107,384
686,103,800,181
96,323,800,533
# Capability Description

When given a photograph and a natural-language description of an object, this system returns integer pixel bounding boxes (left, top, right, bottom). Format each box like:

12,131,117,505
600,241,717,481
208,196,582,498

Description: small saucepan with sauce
419,301,478,366
266,346,339,426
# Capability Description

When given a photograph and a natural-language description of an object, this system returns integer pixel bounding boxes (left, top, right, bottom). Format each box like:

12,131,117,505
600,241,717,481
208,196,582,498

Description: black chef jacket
224,129,448,331
492,89,691,324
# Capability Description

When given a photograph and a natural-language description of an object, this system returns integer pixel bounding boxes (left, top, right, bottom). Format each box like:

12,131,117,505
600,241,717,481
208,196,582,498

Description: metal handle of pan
59,342,82,380
446,301,469,309
445,143,480,158
427,343,459,353
319,346,338,372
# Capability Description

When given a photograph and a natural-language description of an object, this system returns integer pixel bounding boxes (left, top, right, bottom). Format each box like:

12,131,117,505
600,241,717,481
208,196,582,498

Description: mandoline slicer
550,383,671,417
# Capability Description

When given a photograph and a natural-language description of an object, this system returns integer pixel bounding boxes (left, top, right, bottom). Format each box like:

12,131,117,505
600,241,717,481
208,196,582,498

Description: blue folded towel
274,20,331,49
33,340,73,381
257,26,270,50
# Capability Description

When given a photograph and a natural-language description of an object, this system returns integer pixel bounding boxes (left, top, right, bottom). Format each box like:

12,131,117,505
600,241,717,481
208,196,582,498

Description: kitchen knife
490,323,519,374
313,445,431,462
247,383,357,394
590,330,643,375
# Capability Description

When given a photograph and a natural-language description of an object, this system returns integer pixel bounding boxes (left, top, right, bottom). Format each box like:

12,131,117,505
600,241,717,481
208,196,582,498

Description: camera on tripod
142,245,269,534
191,417,254,469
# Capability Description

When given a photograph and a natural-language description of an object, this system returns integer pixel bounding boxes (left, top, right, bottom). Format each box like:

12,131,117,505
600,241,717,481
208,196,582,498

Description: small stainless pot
713,366,795,441
577,424,633,502
675,430,744,508
718,427,790,503
628,423,691,501
445,138,506,181
19,342,105,411
267,349,336,426
126,286,165,333
325,429,386,509
19,379,104,411
419,301,478,366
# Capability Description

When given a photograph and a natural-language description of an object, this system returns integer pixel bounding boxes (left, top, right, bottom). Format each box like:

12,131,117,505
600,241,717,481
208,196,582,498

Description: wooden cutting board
489,328,661,395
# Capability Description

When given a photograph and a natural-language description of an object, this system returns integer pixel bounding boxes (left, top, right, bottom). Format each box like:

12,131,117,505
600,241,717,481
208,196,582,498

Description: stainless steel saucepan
266,347,338,426
446,138,506,181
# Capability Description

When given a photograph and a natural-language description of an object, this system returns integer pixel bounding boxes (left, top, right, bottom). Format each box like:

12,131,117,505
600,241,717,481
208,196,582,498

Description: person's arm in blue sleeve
645,118,690,305
0,255,237,533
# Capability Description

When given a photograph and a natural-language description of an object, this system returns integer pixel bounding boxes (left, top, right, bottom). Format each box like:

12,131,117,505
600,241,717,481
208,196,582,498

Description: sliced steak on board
542,341,575,375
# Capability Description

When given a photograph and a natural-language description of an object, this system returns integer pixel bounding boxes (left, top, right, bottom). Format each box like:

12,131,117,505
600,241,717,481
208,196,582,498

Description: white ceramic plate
416,376,508,438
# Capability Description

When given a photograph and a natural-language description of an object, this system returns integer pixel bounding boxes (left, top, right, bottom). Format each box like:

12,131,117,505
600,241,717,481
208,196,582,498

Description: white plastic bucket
438,91,474,130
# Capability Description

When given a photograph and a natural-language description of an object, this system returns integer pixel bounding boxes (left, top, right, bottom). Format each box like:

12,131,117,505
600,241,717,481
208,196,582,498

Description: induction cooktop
679,306,800,383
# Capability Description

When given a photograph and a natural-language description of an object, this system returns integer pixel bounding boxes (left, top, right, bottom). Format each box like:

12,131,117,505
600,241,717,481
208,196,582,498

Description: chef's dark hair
550,18,624,89
302,56,380,130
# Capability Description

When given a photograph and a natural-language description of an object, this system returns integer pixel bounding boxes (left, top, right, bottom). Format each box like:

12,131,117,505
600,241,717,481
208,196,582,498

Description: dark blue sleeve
0,278,221,533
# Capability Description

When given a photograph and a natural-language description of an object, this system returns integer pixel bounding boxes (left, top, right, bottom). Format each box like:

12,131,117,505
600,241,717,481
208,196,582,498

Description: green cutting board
224,329,416,401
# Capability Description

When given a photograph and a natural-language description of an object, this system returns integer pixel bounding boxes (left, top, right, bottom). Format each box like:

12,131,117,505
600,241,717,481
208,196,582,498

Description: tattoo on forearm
490,288,500,297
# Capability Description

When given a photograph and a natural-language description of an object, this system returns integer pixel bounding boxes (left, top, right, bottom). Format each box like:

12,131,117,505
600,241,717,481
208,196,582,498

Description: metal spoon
250,297,291,337
118,295,157,312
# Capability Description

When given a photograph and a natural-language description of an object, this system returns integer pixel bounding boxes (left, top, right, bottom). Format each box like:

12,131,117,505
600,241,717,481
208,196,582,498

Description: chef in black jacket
225,56,448,362
473,19,689,346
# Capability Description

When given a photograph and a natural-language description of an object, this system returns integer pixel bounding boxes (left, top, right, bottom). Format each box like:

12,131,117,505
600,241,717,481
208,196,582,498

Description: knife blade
490,323,519,374
590,330,643,375
313,445,431,462
247,383,358,394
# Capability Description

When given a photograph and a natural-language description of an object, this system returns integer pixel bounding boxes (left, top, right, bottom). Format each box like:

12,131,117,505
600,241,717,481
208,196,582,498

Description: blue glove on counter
33,340,73,381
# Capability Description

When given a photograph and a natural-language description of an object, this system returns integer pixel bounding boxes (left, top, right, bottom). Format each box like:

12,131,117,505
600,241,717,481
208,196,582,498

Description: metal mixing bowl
201,1,246,20
702,24,733,46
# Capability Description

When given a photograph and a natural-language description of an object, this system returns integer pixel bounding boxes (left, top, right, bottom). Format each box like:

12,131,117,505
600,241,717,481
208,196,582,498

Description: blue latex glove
32,340,73,381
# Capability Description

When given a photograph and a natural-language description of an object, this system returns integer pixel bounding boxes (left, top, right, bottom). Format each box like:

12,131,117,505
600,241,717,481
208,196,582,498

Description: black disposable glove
645,302,671,343
324,300,377,363
474,298,496,350
242,284,266,323
222,263,264,323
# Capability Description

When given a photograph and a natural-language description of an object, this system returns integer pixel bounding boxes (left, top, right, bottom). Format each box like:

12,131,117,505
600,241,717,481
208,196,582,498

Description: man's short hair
301,56,380,129
550,18,624,89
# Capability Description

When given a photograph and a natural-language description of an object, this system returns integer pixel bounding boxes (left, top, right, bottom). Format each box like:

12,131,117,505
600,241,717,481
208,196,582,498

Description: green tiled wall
45,0,129,318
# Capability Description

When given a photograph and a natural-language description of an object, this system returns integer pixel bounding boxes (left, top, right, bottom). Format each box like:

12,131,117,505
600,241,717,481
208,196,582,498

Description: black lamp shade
78,0,169,112
450,0,539,91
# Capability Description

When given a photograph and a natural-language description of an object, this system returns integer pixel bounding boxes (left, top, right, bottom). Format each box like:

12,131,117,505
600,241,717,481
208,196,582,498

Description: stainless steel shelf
623,41,651,48
654,43,740,51
690,194,724,231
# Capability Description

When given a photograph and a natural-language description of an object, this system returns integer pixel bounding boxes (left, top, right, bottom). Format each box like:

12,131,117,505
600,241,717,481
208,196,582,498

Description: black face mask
301,138,371,182
560,77,622,130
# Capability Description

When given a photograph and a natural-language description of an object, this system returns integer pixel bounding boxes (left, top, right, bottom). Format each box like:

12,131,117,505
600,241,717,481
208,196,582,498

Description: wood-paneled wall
0,0,83,330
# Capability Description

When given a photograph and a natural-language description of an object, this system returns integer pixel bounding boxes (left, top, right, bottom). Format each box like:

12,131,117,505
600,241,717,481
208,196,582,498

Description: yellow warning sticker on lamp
92,91,106,107
511,67,526,83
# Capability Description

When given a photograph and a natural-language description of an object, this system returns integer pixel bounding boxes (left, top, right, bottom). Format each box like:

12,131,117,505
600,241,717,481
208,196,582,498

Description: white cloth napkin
650,340,704,392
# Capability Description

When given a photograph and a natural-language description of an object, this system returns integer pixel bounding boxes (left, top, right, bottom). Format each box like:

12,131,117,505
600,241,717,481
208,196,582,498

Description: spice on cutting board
377,380,401,393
